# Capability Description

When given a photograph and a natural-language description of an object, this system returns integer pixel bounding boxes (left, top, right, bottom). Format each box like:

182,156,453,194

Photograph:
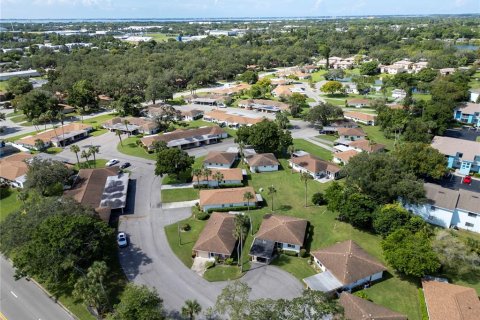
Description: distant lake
455,44,479,51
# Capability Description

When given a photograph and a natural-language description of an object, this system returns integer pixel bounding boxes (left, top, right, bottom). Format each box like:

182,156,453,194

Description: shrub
181,223,191,231
196,211,210,220
225,258,235,265
205,261,215,269
299,248,308,258
283,250,298,257
311,192,326,206
207,206,256,213
353,291,371,301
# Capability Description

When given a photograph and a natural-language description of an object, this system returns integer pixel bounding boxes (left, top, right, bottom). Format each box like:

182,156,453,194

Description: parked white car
106,159,119,167
117,232,128,248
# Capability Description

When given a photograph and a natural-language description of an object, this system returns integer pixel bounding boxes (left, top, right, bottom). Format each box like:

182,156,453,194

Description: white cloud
314,0,324,9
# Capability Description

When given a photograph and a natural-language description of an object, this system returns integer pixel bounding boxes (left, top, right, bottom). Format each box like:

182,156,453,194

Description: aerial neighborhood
0,6,480,320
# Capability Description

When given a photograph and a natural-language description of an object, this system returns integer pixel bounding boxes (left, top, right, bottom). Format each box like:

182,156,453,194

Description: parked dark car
120,162,131,169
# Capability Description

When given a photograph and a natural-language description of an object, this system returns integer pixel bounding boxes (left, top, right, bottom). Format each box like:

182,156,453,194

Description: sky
1,0,479,20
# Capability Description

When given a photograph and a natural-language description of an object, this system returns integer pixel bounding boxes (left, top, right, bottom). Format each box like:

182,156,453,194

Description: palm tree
203,168,212,188
300,172,313,207
267,185,277,211
34,139,45,151
287,145,296,173
181,299,201,320
233,214,249,272
192,168,203,189
115,129,123,146
243,191,254,213
88,145,100,165
123,120,130,137
81,150,90,168
70,144,81,166
238,141,245,164
212,171,224,188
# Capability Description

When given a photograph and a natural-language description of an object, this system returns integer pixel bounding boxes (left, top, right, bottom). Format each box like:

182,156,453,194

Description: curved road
56,132,304,316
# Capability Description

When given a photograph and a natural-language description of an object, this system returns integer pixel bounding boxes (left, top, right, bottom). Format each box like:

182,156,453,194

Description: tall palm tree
243,191,254,213
81,150,90,168
212,171,224,188
268,185,277,211
115,129,123,146
287,145,296,173
70,144,81,166
192,168,203,189
88,145,100,165
300,172,313,207
203,168,212,188
181,299,202,320
123,120,130,137
233,214,249,272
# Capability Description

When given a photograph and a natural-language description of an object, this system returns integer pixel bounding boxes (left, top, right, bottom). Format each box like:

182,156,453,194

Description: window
287,244,295,248
468,212,477,218
430,205,436,211
465,222,474,228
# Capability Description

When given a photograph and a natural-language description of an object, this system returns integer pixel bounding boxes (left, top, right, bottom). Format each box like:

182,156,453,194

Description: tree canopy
236,121,292,154
155,145,194,178
24,158,74,196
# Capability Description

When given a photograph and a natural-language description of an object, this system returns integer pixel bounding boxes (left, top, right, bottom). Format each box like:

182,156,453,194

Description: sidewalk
161,182,194,190
162,200,199,209
303,137,334,151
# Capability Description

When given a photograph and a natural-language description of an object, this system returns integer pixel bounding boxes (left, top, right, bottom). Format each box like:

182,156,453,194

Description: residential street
0,257,73,320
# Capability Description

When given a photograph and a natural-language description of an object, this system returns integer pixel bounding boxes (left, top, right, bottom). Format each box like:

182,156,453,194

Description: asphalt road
0,257,73,320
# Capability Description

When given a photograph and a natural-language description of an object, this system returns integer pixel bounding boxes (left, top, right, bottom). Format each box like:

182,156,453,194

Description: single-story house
199,186,259,212
392,88,407,100
203,151,237,169
412,61,429,73
402,183,480,233
140,126,227,151
103,117,159,135
349,139,386,153
303,240,386,293
0,152,33,188
204,110,264,128
244,153,279,172
339,292,407,320
271,85,295,97
237,99,289,113
193,168,244,187
336,127,367,142
344,111,377,126
422,280,480,320
193,212,237,260
250,214,308,264
288,154,341,180
64,167,129,222
210,83,251,96
16,123,93,149
59,104,76,114
181,109,204,121
439,68,456,76
333,149,359,165
454,102,480,126
319,120,359,134
430,136,479,175
380,64,406,75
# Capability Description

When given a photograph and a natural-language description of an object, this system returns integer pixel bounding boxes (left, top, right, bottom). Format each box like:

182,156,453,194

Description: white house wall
280,243,301,253
403,203,453,229
250,165,278,172
452,209,480,233
202,202,256,212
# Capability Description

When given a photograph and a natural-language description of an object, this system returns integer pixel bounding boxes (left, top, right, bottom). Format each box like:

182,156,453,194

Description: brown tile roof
311,240,386,285
272,85,294,96
337,127,367,137
334,150,359,163
63,167,119,212
204,110,264,126
204,151,237,165
255,214,308,246
431,136,479,162
200,186,256,207
237,99,289,111
193,212,237,255
181,109,204,117
245,153,279,167
211,83,251,95
140,126,226,148
195,168,243,182
344,111,377,122
0,152,33,181
290,154,341,174
104,116,158,132
17,123,92,147
349,139,386,153
347,98,372,105
422,280,480,320
339,292,407,320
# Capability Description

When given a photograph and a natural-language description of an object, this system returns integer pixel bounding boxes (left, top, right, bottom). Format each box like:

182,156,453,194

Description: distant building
0,69,40,81
16,123,93,149
392,88,407,100
344,111,376,126
454,102,480,126
346,98,372,108
237,99,289,113
288,154,341,180
181,109,204,121
103,117,159,135
439,68,456,76
0,152,33,188
203,110,264,128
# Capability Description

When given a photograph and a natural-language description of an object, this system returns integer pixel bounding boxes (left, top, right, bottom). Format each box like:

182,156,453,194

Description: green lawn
412,93,432,102
117,136,156,160
145,33,176,42
73,159,108,170
359,125,396,151
10,114,27,123
470,71,480,89
90,128,108,137
315,134,337,143
204,265,243,282
324,98,347,106
311,70,327,82
0,188,21,222
271,255,316,280
6,111,22,118
82,113,116,127
161,188,199,203
293,139,332,161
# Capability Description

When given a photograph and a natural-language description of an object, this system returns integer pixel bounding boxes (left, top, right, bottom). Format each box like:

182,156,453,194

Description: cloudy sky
1,0,479,19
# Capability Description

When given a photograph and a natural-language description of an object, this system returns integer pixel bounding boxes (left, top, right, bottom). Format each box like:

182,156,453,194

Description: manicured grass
82,113,116,126
311,70,327,82
343,107,377,114
117,136,156,160
45,147,62,154
271,255,316,280
204,265,243,282
0,188,21,221
73,159,108,170
161,188,199,203
412,93,432,101
324,98,347,106
10,114,27,123
315,134,337,142
293,139,333,161
359,125,396,151
6,111,22,118
90,128,108,137
57,296,96,320
165,216,206,268
5,129,46,142
476,136,480,142
145,33,176,42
